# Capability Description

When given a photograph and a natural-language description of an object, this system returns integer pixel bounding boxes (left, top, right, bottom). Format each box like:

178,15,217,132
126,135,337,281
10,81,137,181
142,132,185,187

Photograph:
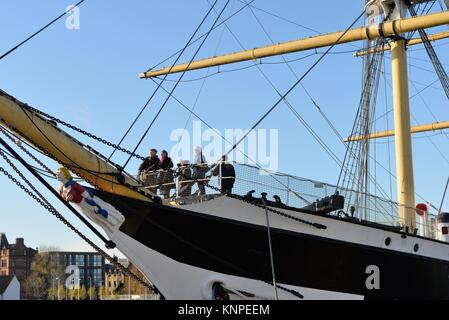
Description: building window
93,268,103,286
92,255,102,267
1,259,6,268
75,254,85,267
79,268,85,283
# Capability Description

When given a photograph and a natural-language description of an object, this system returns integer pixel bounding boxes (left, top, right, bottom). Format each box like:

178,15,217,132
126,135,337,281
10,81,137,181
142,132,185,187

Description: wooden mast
1,3,448,217
138,3,449,230
139,9,449,78
390,38,416,229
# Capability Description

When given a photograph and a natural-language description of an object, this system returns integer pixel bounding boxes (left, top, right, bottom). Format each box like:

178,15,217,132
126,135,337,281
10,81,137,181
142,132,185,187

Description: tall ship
1,0,449,299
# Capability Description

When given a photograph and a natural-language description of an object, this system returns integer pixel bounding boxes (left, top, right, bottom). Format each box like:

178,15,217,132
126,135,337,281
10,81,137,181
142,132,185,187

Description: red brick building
0,233,37,298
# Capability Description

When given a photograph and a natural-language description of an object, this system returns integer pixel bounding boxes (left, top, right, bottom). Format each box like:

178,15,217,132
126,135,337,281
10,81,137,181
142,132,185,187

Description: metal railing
136,161,441,240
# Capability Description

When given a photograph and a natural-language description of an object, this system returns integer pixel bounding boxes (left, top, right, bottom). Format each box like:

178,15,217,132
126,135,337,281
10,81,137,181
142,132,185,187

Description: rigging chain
171,168,327,229
203,180,327,230
22,105,146,160
0,149,158,295
0,126,54,175
0,122,159,203
202,178,316,299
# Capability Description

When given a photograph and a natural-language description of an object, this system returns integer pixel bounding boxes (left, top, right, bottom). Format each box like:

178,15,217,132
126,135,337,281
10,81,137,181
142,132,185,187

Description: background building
0,233,37,298
49,251,105,289
104,258,153,298
0,275,20,300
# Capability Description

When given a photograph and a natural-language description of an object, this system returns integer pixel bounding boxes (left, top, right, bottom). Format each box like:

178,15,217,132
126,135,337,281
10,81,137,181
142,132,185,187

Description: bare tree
25,247,64,300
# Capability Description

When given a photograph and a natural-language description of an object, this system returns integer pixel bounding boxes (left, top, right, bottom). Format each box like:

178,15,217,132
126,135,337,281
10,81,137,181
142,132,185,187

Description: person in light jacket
193,146,208,195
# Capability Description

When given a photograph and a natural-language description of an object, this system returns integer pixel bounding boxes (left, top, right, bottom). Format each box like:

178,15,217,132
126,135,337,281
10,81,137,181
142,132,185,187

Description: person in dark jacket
213,155,236,194
138,149,161,193
159,150,174,198
138,148,160,175
159,150,174,170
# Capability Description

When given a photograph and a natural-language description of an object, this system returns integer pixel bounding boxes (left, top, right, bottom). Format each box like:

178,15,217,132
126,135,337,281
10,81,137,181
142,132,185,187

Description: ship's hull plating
90,189,449,300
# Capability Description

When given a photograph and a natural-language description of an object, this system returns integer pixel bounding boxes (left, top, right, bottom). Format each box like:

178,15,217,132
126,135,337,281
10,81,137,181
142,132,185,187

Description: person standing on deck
138,148,160,176
213,155,236,195
193,146,208,195
159,150,174,198
138,149,161,193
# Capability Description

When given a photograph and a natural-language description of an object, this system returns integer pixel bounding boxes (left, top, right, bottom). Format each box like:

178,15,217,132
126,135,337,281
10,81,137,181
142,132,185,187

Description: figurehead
56,167,73,183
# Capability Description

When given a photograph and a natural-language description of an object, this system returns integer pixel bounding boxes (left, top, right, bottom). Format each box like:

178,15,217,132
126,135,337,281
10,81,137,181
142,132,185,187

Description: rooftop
0,275,15,294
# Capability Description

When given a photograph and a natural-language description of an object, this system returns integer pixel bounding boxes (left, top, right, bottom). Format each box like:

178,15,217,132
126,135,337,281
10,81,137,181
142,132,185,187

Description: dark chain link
205,181,327,230
0,123,159,203
1,122,103,189
175,171,321,299
1,122,303,298
23,105,145,160
0,149,158,294
205,183,302,299
0,126,54,175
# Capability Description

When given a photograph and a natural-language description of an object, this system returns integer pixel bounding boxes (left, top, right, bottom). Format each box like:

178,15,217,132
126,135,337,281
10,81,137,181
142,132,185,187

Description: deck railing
137,161,441,240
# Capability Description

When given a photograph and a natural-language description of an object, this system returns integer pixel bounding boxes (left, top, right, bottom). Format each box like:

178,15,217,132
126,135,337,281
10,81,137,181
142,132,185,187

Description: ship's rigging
0,1,447,215
1,0,449,300
1,0,448,227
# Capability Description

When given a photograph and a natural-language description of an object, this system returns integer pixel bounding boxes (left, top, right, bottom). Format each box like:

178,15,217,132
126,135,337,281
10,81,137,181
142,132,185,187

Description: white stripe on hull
183,196,449,262
108,229,364,300
84,194,449,300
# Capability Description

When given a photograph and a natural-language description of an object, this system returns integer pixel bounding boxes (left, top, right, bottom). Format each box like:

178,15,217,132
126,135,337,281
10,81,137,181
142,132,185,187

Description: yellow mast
138,7,449,230
0,91,152,202
140,10,449,79
391,39,416,229
345,120,449,141
354,30,449,57
1,5,448,222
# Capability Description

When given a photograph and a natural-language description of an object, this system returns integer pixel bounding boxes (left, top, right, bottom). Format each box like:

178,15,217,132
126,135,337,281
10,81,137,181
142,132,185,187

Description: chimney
15,238,24,247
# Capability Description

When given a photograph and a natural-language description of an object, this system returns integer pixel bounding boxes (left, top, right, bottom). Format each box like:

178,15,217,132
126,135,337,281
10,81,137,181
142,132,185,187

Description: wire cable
0,0,87,61
108,0,221,162
221,10,365,166
120,0,231,172
146,0,256,73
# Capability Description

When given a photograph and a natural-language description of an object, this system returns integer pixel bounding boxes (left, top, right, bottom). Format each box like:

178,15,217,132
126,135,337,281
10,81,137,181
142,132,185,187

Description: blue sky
1,0,449,254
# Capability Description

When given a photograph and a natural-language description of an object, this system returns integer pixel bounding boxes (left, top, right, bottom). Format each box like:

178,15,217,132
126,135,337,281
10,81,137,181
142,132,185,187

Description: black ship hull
91,189,449,300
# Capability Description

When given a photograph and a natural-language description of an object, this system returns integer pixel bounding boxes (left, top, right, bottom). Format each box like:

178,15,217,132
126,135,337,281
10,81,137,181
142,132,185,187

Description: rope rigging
120,0,232,173
148,75,311,205
21,104,146,160
145,0,257,73
0,148,158,294
0,111,164,206
214,1,401,207
197,2,395,206
0,136,116,249
0,0,87,61
217,10,366,167
4,1,449,300
381,67,449,165
338,39,386,217
235,0,363,52
108,0,222,162
147,1,362,206
408,3,449,101
170,0,234,159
